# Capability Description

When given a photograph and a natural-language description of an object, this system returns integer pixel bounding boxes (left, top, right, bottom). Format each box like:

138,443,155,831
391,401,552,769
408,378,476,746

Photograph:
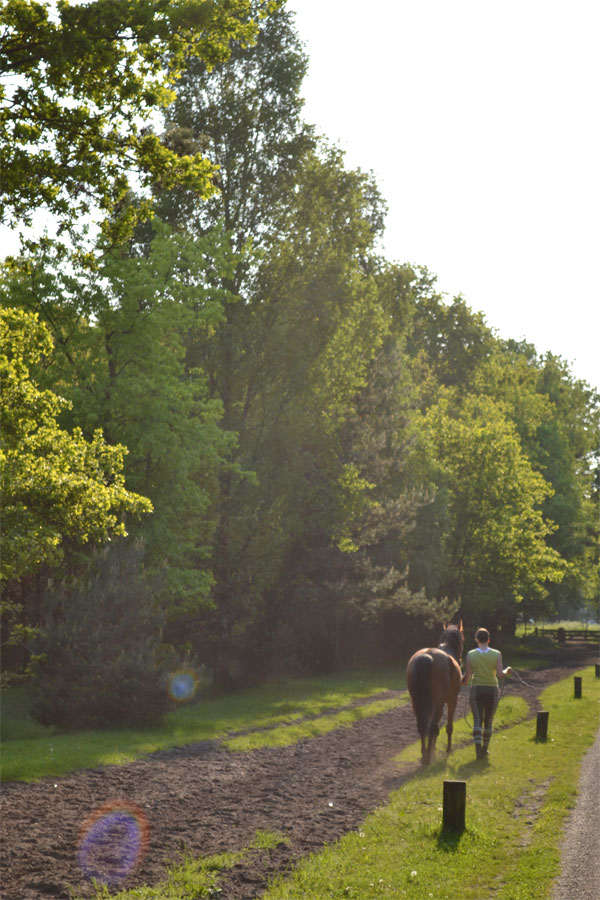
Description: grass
1,667,407,782
90,830,288,899
224,696,408,752
262,665,600,899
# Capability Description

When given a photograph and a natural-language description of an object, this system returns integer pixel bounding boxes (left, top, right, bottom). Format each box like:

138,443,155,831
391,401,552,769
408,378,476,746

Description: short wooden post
595,664,600,679
535,711,549,741
574,676,582,698
442,780,466,832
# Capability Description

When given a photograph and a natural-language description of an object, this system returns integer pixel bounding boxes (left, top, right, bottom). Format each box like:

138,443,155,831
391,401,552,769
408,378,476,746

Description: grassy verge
91,830,288,900
1,668,406,782
263,666,600,899
224,696,407,752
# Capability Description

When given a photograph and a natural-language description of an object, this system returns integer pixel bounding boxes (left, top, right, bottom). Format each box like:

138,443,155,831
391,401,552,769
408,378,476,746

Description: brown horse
406,623,464,765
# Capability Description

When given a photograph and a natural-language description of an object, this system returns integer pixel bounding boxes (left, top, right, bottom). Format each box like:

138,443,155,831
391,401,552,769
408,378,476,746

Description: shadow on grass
436,825,467,852
454,757,491,778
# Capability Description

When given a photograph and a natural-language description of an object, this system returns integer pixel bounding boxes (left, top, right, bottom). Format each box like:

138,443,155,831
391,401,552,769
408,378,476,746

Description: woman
462,627,511,759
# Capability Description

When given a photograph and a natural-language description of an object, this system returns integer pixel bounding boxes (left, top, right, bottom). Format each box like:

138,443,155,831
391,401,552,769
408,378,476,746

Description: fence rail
536,628,600,644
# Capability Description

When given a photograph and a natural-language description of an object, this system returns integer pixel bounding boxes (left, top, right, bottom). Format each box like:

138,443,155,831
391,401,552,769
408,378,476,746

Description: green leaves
0,307,152,584
419,392,566,617
0,0,261,235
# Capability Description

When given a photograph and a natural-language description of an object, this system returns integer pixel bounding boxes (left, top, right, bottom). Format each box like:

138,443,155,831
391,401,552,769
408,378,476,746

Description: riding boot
475,743,484,760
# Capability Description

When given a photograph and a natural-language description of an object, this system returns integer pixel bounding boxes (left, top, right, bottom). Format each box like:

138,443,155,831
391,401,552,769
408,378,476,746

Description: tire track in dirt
0,659,591,899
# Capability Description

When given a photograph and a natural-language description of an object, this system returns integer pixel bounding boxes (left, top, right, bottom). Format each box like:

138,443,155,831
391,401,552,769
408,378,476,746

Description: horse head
440,621,464,663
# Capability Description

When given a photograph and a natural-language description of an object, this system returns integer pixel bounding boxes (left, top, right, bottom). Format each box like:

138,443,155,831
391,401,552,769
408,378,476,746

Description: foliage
406,292,496,390
2,1,598,689
30,544,170,729
1,223,237,616
160,0,315,276
418,393,566,624
404,291,599,628
0,0,266,237
0,307,151,584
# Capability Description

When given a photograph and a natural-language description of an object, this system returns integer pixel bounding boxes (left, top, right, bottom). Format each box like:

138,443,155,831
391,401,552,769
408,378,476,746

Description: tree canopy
0,0,267,237
0,307,152,584
1,2,599,709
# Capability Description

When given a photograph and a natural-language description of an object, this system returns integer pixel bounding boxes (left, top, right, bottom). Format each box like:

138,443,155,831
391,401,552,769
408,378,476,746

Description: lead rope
508,667,537,689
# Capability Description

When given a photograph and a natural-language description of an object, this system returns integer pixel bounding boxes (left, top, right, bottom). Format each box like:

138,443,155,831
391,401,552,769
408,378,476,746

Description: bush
30,545,170,729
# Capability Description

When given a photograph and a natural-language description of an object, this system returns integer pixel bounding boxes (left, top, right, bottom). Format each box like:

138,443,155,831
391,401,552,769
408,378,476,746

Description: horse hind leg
419,716,433,765
420,733,428,765
446,694,458,755
427,707,443,763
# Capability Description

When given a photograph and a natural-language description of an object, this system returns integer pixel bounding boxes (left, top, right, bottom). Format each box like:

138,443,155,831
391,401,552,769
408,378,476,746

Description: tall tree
0,306,151,656
160,1,314,274
0,0,263,237
189,148,391,682
155,7,398,679
417,393,566,628
2,223,237,617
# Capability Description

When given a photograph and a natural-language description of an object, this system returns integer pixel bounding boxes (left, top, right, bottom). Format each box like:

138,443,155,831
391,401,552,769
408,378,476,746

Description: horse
406,622,464,765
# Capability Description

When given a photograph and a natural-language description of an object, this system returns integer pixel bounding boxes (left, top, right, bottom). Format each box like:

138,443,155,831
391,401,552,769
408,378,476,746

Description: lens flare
78,800,149,885
167,668,198,702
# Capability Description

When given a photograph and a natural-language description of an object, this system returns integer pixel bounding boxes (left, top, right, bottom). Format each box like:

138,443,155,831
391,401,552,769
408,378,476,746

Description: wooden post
536,711,549,741
595,664,600,679
574,676,582,698
442,780,466,832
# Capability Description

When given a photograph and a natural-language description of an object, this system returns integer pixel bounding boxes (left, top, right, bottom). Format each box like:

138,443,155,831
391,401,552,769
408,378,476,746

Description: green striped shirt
468,647,501,686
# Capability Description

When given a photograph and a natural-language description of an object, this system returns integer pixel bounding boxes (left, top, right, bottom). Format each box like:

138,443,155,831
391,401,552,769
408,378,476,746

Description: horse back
408,647,461,702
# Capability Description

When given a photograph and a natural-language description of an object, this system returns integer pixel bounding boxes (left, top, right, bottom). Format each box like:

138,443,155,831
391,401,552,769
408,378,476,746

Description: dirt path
0,660,590,900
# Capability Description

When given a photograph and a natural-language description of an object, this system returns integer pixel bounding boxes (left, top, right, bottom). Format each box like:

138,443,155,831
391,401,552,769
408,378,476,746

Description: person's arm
497,652,512,678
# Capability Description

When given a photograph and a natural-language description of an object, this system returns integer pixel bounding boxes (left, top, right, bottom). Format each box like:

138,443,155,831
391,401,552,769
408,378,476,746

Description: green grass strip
1,669,406,782
91,831,287,900
264,667,600,899
224,697,408,752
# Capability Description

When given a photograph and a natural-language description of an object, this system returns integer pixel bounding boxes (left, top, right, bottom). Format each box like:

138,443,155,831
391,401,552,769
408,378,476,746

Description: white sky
288,0,600,390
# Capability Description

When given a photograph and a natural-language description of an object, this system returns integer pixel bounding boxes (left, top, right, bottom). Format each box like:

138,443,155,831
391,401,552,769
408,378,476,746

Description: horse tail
410,653,433,737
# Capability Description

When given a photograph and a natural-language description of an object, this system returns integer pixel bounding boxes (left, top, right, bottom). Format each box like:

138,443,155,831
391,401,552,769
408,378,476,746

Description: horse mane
439,624,463,663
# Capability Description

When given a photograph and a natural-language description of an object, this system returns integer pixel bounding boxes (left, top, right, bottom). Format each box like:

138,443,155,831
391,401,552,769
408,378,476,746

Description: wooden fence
536,627,600,644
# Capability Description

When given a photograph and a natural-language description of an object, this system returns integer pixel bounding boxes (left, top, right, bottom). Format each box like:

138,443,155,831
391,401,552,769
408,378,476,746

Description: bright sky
288,0,600,391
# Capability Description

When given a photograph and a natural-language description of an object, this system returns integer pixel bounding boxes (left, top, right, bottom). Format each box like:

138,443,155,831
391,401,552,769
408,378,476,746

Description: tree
155,7,396,680
533,354,600,616
418,393,566,629
201,148,390,680
160,1,315,277
1,223,237,617
473,343,600,619
0,0,264,236
0,306,151,654
406,293,496,391
30,543,171,728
